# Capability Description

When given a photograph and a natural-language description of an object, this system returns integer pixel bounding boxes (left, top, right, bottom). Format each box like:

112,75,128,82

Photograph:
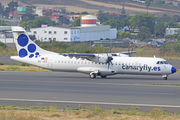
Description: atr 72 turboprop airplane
11,26,177,80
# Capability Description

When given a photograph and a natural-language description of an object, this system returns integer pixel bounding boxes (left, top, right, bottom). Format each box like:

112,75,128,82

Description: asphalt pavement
0,71,180,113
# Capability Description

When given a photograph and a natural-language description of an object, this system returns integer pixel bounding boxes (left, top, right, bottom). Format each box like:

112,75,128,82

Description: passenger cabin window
157,61,169,64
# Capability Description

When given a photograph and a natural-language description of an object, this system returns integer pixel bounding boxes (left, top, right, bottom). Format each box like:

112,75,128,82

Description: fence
0,38,14,43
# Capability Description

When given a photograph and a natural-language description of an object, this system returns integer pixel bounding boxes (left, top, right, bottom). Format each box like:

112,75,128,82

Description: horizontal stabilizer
121,51,137,54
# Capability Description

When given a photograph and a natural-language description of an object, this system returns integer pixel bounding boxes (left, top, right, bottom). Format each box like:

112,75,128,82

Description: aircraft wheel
90,73,96,79
101,76,107,78
163,77,167,80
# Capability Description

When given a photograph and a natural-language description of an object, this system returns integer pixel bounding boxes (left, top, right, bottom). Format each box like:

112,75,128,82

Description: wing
61,51,136,63
62,53,112,64
62,53,95,60
106,51,136,57
120,51,137,55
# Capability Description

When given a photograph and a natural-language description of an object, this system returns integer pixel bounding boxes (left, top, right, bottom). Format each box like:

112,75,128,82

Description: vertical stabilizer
11,26,57,59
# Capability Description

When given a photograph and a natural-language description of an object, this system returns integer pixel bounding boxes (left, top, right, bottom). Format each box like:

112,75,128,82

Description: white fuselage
11,55,173,76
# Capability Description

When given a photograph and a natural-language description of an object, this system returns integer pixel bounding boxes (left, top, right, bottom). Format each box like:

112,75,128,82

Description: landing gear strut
101,76,107,78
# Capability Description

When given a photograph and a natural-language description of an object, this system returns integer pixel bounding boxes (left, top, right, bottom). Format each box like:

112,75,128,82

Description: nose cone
171,67,177,74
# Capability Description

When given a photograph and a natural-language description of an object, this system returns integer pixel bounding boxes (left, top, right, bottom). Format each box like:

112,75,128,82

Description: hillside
1,0,180,16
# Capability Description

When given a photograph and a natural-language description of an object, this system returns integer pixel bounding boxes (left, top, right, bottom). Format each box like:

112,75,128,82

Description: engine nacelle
87,54,112,63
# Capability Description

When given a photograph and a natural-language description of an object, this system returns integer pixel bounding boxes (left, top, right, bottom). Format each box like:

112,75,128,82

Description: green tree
154,22,165,38
160,41,180,56
121,4,126,15
22,13,36,22
7,0,18,18
71,18,80,27
21,6,37,22
20,16,59,30
29,35,36,41
172,15,180,22
129,13,155,34
161,14,170,23
58,17,70,25
0,41,7,48
122,17,131,30
167,21,178,28
138,26,151,40
103,19,124,30
3,7,10,18
0,2,4,16
0,20,11,26
26,6,36,14
97,10,111,24
145,0,151,14
119,31,131,38
81,11,89,15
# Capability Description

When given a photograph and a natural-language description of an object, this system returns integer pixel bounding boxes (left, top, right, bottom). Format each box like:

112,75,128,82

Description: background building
30,26,80,42
30,25,117,42
166,28,180,35
30,15,117,42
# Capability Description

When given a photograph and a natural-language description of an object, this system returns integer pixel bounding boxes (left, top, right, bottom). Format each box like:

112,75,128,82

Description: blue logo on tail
17,34,40,58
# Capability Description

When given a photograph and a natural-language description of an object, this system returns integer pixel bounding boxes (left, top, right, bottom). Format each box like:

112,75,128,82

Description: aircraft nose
171,67,177,74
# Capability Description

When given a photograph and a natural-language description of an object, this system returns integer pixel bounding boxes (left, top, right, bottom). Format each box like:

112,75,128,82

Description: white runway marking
0,98,180,108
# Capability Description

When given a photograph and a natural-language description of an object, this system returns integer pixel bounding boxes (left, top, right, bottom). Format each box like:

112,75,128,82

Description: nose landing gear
162,75,168,80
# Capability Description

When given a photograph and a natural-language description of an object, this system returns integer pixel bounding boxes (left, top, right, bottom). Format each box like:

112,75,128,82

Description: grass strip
151,83,180,86
0,65,51,72
0,105,179,120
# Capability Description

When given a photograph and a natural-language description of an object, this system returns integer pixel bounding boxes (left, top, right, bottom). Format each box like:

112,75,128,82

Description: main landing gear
162,75,168,80
89,72,107,79
89,73,96,79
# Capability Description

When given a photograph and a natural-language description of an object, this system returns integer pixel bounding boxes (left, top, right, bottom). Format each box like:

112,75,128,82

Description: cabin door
47,60,52,68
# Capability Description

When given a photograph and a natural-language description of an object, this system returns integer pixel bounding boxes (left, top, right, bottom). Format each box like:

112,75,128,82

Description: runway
0,71,180,112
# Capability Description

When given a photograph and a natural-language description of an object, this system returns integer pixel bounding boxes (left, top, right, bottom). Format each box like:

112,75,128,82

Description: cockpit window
156,61,159,64
160,61,163,64
163,61,169,64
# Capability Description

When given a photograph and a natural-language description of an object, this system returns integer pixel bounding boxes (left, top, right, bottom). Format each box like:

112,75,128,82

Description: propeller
106,53,113,69
128,48,133,57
